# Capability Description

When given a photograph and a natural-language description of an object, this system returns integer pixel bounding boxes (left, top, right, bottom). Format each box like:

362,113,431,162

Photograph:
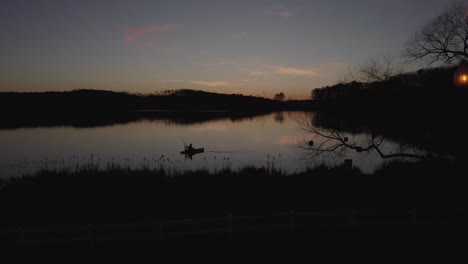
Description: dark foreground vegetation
0,160,465,261
0,159,464,226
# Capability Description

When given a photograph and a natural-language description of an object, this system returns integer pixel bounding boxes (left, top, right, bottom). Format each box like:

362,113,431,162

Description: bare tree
296,116,428,162
358,56,403,82
335,65,360,84
335,56,402,84
404,4,468,65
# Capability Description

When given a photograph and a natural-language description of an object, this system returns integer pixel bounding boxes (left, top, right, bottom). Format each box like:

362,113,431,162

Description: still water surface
0,112,402,178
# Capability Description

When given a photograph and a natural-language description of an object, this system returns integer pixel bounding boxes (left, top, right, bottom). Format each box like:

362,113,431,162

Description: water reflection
0,110,275,129
295,112,430,165
273,112,285,123
0,111,428,178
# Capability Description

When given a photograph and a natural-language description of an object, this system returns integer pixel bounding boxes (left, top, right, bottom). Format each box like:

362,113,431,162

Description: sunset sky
0,0,456,99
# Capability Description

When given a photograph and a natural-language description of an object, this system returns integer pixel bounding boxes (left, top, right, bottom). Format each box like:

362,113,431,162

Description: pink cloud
123,24,180,45
250,71,271,76
267,5,295,18
279,10,294,18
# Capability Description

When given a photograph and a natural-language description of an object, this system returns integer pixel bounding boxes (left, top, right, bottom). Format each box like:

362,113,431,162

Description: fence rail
0,208,464,246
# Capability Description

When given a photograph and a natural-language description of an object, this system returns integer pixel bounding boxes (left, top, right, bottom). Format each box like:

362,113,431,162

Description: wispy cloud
267,5,295,18
123,24,180,45
192,61,236,67
250,71,271,76
248,64,318,77
277,67,318,76
279,10,294,18
191,81,232,87
137,79,233,87
136,80,185,84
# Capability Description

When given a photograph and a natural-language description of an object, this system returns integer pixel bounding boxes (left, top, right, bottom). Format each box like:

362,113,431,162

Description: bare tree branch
296,116,428,162
359,56,403,82
404,4,468,65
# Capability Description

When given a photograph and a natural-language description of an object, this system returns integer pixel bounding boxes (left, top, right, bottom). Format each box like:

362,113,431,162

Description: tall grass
23,154,289,179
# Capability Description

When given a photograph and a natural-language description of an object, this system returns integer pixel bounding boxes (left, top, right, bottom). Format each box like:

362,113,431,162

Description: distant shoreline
0,89,315,129
0,89,316,111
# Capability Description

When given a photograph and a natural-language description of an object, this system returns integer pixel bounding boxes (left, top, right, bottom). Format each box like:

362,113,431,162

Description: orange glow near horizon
457,73,468,87
461,74,468,82
455,68,468,88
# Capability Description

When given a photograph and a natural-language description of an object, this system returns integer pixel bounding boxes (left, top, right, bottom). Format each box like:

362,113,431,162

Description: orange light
461,74,468,83
454,64,468,88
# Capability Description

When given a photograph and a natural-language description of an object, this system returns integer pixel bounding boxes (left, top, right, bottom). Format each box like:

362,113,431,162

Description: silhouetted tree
405,4,468,65
311,88,323,101
273,92,285,101
296,115,428,161
358,56,403,82
335,56,403,84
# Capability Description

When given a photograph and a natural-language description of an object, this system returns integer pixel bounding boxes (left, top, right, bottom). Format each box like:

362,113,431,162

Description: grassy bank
0,159,464,227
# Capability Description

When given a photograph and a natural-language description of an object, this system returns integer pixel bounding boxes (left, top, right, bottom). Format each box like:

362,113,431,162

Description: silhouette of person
188,144,193,151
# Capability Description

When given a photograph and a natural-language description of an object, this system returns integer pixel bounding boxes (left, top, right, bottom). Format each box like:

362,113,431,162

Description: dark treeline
0,89,314,112
0,89,279,112
0,89,313,128
312,66,463,112
311,65,468,157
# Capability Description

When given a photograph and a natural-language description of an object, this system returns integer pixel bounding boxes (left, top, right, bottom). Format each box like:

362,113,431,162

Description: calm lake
0,111,405,178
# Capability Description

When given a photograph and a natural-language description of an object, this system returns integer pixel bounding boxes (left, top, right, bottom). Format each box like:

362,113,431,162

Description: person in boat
187,144,194,152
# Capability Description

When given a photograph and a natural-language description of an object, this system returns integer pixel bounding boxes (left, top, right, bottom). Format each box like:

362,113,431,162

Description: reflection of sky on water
0,112,410,178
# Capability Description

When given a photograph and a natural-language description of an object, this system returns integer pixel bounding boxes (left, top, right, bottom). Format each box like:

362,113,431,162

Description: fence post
289,210,296,233
227,214,233,239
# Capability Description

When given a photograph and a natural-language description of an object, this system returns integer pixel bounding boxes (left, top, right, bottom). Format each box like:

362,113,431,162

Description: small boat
180,147,204,156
